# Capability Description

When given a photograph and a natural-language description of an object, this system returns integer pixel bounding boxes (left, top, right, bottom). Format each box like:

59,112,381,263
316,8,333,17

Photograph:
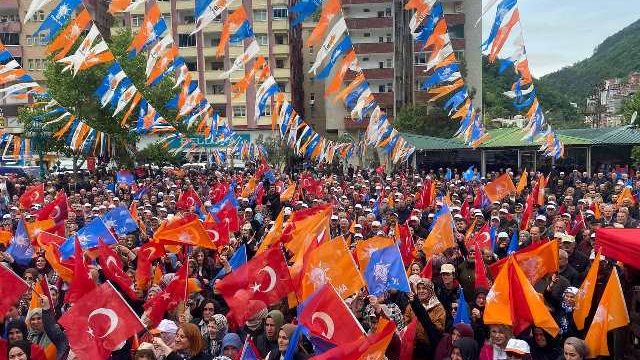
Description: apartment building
0,0,110,133
112,0,293,137
302,0,482,137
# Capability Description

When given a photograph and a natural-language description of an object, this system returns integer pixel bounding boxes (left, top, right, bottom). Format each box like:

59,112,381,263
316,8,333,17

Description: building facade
112,0,293,137
302,0,482,138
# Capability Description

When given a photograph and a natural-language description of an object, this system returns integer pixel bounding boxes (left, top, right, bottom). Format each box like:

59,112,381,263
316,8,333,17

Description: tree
393,104,459,138
18,28,182,171
255,134,292,170
621,91,640,125
136,142,184,167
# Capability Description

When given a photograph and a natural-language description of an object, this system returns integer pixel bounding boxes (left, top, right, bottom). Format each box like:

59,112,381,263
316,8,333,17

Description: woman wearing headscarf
26,298,69,360
545,283,580,340
470,287,488,348
0,320,47,360
265,324,309,360
528,327,562,360
254,310,284,357
240,300,268,340
203,315,228,357
433,323,475,360
405,278,446,360
450,337,479,360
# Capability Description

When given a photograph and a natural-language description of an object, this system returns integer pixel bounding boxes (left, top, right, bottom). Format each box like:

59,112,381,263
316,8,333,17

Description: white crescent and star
206,229,220,244
50,206,61,220
31,191,41,202
106,255,119,269
311,311,335,339
87,308,119,338
251,266,277,293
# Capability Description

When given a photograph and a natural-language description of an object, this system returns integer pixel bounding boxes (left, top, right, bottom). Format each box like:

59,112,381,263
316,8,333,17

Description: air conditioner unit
454,2,463,13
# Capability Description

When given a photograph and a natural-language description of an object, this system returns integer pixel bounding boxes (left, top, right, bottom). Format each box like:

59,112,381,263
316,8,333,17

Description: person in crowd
561,337,589,360
479,324,514,360
152,323,212,360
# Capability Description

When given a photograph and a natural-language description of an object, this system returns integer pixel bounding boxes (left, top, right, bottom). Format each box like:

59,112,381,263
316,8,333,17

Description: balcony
0,0,18,10
353,42,393,54
272,20,289,31
373,91,394,105
345,17,392,29
272,68,290,79
344,68,393,81
176,0,194,11
5,45,22,58
344,116,369,129
445,13,465,26
206,94,227,104
0,21,20,33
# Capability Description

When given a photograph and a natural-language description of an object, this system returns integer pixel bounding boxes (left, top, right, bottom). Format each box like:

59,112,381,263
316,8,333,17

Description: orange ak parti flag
584,269,629,357
284,204,331,264
484,257,559,337
574,252,602,331
516,170,528,194
489,240,559,285
616,186,636,206
537,174,547,205
484,173,517,203
153,217,215,249
422,210,455,258
257,208,285,254
299,237,365,301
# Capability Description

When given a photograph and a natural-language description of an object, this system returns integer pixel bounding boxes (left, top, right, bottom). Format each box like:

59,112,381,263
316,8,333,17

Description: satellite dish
631,111,637,125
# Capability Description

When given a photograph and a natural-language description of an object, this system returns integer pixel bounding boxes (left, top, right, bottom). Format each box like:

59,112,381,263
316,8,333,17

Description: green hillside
540,18,640,103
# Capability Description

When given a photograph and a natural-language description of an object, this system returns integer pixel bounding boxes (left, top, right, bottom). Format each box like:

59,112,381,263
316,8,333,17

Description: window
131,15,142,27
455,50,465,61
378,85,385,93
377,11,384,18
254,9,267,21
277,82,287,92
211,61,224,70
263,104,272,117
233,105,246,117
39,33,46,45
362,57,369,62
363,32,371,38
26,35,33,46
309,93,315,104
275,58,285,69
363,9,370,12
273,7,288,20
256,34,268,46
378,36,384,43
0,33,19,45
386,33,392,42
449,24,464,39
211,37,220,47
274,33,287,45
178,33,196,47
378,61,384,69
386,83,392,92
183,15,195,24
32,10,45,22
415,52,427,64
186,62,197,71
211,84,224,94
308,46,313,55
36,59,43,70
27,59,34,70
386,59,392,68
385,7,392,17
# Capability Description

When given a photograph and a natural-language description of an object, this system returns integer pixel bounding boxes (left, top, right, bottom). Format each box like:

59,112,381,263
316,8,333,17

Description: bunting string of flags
404,0,490,148
479,0,564,159
0,40,112,157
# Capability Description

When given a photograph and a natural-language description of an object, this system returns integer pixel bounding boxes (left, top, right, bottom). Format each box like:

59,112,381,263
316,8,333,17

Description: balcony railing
345,17,392,29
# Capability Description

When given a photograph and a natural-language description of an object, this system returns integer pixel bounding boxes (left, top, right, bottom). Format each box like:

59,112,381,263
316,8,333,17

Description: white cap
354,223,363,228
284,207,292,216
491,216,500,221
498,231,509,238
371,221,381,227
505,339,530,355
453,214,463,220
499,208,509,213
410,215,420,222
244,207,253,212
355,204,363,209
330,214,339,220
535,214,547,221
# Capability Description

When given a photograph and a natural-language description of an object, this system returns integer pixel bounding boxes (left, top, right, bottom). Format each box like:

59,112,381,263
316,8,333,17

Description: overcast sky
482,0,640,76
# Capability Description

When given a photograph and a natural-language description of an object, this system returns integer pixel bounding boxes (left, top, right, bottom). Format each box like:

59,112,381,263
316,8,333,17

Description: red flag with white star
19,183,44,209
0,263,29,316
65,239,97,304
59,282,144,360
216,247,293,325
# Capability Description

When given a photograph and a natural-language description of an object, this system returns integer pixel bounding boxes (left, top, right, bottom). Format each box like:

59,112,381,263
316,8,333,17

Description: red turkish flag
216,247,293,325
474,244,490,289
19,183,45,209
468,223,491,250
135,241,166,290
298,284,365,346
176,188,203,211
400,318,418,360
36,191,68,223
97,241,138,300
519,192,535,231
65,239,97,304
203,215,230,247
36,231,66,248
0,264,30,316
310,318,396,360
143,264,188,327
209,182,229,204
59,282,144,360
215,201,240,232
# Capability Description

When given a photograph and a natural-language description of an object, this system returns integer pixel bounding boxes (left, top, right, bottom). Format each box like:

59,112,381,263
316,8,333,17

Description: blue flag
508,230,519,254
364,245,411,296
489,226,497,251
283,325,304,360
34,0,83,43
116,170,135,185
421,63,459,90
133,186,149,201
102,207,138,236
445,168,452,181
230,21,254,43
239,338,261,360
513,89,537,111
6,219,34,266
444,88,468,113
59,218,118,259
462,166,475,182
215,244,247,279
415,1,444,44
290,0,323,26
453,287,471,324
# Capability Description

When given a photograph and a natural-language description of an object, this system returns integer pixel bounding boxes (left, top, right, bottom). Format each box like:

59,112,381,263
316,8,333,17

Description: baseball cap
410,215,420,222
535,214,547,221
560,234,576,243
440,263,456,273
498,231,509,238
505,339,530,355
284,207,293,216
498,208,509,214
330,214,339,220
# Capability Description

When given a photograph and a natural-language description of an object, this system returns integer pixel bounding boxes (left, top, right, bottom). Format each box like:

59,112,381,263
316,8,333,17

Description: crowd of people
0,162,638,360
